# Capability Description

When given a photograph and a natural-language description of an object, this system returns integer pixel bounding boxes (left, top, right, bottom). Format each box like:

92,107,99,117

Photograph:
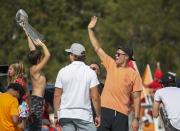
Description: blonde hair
8,61,25,85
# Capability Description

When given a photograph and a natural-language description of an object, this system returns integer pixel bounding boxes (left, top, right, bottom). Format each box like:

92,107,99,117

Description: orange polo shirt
101,55,142,115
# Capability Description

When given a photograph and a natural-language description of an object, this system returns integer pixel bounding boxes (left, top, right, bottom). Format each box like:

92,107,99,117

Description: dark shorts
29,95,44,131
98,107,128,131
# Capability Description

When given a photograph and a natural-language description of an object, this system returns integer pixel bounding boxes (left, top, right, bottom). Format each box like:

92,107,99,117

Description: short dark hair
8,83,25,97
27,50,42,65
73,51,86,61
90,62,101,73
163,82,177,87
91,62,101,69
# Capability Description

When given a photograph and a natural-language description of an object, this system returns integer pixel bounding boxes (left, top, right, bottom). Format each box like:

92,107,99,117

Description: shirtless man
26,34,50,131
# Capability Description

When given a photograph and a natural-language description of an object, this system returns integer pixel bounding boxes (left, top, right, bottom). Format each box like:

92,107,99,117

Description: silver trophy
16,9,44,41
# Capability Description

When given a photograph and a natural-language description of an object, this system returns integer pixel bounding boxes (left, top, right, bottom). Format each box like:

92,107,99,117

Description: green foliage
0,0,180,83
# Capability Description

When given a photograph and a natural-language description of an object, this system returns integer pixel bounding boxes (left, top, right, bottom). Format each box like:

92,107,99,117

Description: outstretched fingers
88,16,98,29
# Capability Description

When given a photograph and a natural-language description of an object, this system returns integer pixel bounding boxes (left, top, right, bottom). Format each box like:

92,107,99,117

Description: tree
0,0,180,82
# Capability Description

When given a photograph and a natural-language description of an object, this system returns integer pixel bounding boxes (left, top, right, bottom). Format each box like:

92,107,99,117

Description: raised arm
25,32,36,51
88,16,107,61
33,39,50,72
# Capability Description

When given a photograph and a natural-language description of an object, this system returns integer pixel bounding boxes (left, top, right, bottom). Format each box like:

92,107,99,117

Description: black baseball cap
161,72,176,85
118,46,135,61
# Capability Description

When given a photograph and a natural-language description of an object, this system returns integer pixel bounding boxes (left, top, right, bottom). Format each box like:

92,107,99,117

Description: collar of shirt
71,61,85,65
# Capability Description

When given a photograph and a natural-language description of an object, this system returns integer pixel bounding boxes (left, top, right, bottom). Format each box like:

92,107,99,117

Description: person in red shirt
7,61,29,102
148,62,163,91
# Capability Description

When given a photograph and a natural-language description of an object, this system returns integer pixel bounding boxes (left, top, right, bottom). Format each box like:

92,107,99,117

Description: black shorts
29,95,44,131
98,107,128,131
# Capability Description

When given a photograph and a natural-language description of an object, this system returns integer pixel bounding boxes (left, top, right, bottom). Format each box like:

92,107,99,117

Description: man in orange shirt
88,16,142,131
0,83,25,131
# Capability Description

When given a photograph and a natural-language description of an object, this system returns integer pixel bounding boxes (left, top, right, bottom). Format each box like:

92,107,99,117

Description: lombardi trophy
16,9,44,41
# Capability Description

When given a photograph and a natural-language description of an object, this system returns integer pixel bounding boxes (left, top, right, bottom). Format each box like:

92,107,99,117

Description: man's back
30,65,46,97
156,87,180,109
0,93,19,131
55,61,99,122
29,66,47,131
154,87,180,130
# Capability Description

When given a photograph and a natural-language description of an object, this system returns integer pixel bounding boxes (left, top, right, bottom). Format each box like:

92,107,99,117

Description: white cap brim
65,49,72,53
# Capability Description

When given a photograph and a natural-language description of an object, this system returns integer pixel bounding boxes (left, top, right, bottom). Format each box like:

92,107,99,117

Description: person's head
41,119,50,131
161,72,176,87
27,50,42,65
115,46,135,67
90,63,100,75
154,69,163,81
65,43,86,62
8,61,25,83
7,83,25,99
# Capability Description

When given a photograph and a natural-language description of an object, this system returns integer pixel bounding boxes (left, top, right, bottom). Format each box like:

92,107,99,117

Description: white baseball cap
65,43,85,56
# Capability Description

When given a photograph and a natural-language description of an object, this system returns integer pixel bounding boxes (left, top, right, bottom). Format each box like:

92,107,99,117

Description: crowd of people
0,16,180,131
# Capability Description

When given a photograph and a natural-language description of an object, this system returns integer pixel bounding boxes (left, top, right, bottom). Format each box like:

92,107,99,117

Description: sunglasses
116,52,126,57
